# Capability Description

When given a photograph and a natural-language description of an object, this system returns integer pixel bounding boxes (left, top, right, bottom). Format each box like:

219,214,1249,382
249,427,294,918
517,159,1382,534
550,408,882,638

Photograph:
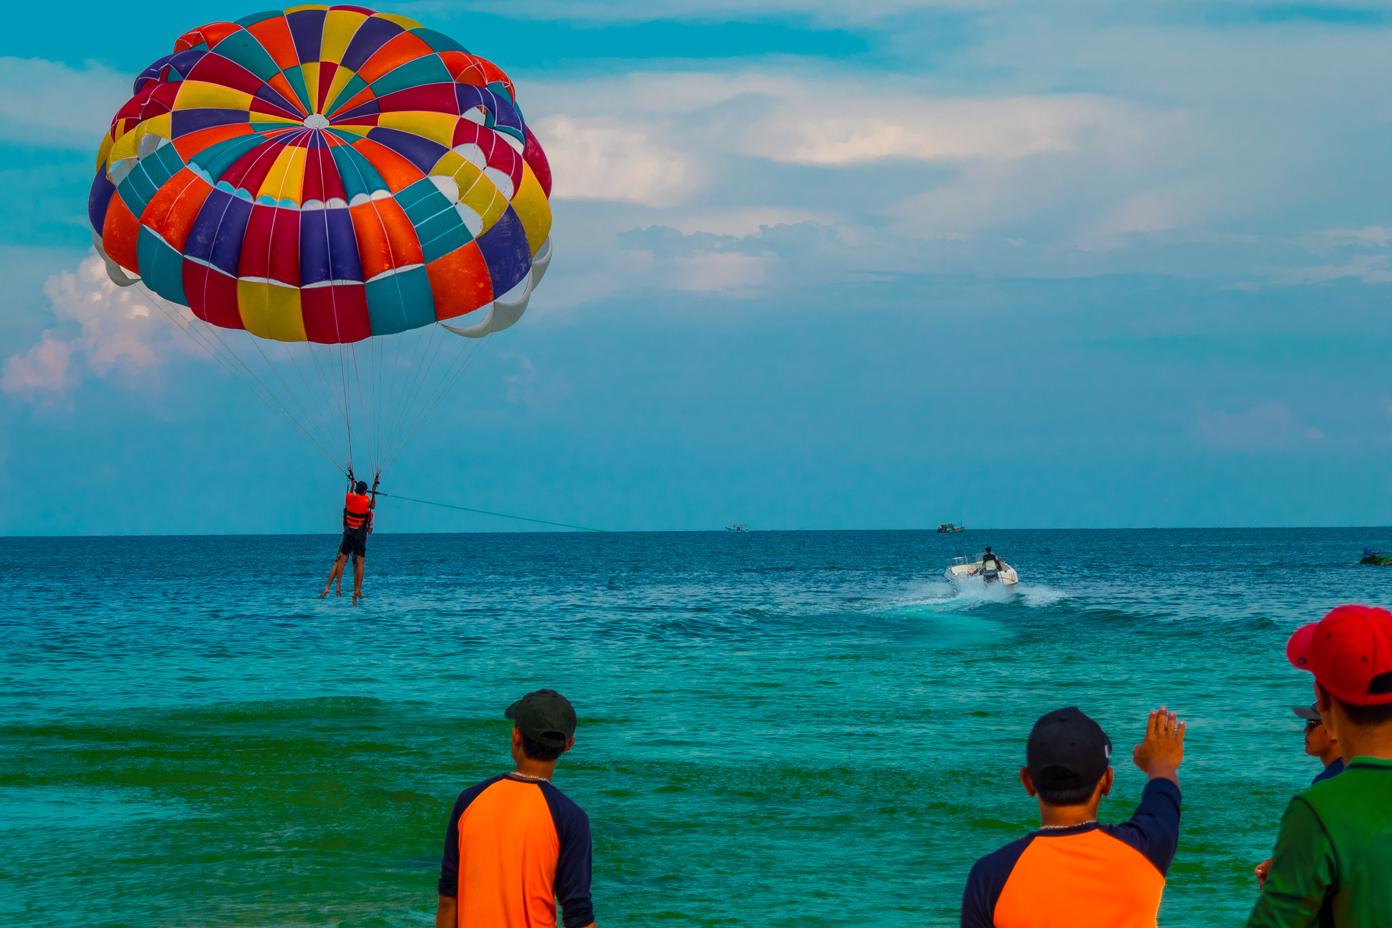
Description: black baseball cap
1027,707,1112,793
505,689,577,747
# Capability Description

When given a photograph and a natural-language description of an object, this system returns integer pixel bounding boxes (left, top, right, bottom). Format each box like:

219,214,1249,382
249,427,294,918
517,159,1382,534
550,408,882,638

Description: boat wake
891,579,1070,613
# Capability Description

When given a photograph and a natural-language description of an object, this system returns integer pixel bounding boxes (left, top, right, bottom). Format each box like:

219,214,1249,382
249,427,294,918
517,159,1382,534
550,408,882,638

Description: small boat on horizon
726,523,748,533
937,522,966,534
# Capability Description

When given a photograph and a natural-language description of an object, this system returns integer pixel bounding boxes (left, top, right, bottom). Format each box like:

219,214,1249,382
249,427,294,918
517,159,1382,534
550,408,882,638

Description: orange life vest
344,492,372,530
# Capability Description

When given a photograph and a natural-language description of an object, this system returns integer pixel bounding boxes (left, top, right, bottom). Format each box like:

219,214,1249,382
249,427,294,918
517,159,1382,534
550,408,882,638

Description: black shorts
339,528,368,559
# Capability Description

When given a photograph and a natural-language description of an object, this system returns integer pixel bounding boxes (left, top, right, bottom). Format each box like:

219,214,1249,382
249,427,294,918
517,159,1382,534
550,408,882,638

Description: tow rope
373,491,607,533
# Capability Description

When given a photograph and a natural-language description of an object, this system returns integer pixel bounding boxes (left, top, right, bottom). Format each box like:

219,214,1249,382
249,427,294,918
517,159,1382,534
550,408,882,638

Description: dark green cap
505,689,577,747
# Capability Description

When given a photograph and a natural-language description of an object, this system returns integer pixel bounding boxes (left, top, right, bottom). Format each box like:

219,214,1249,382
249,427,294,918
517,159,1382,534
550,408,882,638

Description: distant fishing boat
726,523,748,533
937,522,965,534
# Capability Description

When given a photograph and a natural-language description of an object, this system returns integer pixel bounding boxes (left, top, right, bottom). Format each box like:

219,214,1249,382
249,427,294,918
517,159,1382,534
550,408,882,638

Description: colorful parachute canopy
88,5,553,345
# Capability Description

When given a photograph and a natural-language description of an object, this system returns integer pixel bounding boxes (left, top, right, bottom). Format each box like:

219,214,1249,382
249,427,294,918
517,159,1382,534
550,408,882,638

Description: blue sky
1,0,1390,533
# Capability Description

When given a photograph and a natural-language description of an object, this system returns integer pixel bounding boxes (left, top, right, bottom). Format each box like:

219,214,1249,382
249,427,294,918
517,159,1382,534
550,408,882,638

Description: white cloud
422,0,1386,28
670,252,769,292
2,253,190,402
1194,402,1327,450
527,69,1169,253
1319,227,1392,249
662,208,836,237
1,334,73,398
409,0,989,26
750,94,1129,166
1282,254,1392,285
534,115,703,206
0,57,129,149
532,71,1139,172
510,4,1392,288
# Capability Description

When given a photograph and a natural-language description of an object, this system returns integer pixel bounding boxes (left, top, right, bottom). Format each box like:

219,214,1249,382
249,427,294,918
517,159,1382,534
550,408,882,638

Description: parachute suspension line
225,127,343,467
327,137,395,475
349,339,368,474
388,323,439,440
306,341,346,441
380,330,406,471
150,297,347,476
242,331,337,460
309,142,354,473
381,330,487,472
197,337,346,477
384,330,486,469
278,338,342,457
375,490,606,532
370,332,383,475
385,320,451,459
337,342,354,471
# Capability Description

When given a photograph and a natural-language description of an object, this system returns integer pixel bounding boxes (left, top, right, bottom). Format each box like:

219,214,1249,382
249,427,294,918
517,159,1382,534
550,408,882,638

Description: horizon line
3,525,1390,540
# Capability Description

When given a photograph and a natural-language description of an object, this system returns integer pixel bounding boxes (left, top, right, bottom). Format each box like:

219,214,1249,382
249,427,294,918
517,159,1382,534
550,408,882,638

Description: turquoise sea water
2,528,1390,926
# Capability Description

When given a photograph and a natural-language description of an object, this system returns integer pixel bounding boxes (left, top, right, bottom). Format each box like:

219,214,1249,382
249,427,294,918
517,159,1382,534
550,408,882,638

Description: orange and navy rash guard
438,774,594,928
961,778,1180,928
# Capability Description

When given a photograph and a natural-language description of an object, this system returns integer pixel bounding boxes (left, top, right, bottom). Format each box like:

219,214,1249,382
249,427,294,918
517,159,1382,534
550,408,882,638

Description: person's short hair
1037,778,1103,807
520,730,565,762
355,480,368,494
1335,683,1392,727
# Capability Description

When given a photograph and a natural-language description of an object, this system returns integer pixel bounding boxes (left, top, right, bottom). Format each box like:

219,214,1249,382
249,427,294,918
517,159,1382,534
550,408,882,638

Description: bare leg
352,555,366,603
322,554,347,597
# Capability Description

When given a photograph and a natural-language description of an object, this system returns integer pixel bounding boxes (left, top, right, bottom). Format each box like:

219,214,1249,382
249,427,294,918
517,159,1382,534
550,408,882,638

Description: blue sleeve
1101,777,1182,875
437,778,499,897
961,837,1031,928
542,784,595,928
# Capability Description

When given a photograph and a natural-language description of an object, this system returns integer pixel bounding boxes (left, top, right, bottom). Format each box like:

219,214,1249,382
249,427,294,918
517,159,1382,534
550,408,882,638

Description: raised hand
1132,707,1184,783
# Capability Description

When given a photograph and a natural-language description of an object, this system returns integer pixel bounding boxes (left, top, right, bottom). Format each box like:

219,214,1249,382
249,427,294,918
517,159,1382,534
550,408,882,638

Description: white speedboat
945,555,1019,586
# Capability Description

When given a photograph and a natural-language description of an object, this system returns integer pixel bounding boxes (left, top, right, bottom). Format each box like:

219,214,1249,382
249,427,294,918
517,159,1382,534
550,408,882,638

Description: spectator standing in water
961,706,1185,928
1254,704,1344,887
437,689,595,928
1247,604,1392,927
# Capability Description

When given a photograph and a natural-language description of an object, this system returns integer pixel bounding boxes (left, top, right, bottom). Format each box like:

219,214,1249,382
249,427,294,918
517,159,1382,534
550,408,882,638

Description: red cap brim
1287,623,1318,672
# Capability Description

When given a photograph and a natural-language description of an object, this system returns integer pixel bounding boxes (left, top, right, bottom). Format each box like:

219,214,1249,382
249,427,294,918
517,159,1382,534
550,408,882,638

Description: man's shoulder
539,781,589,819
968,834,1035,883
1296,761,1384,818
1298,769,1350,804
452,774,508,809
961,835,1034,927
1091,778,1182,876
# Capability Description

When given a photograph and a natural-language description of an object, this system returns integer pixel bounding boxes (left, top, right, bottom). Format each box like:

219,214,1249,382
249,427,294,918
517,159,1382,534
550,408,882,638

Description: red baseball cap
1286,604,1392,706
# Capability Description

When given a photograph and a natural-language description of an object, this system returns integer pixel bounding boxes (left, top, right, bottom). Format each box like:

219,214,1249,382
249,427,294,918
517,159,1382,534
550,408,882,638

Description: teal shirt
1247,757,1392,927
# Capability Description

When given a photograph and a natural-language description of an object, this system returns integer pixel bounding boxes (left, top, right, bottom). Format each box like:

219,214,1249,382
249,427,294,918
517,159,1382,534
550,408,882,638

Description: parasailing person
322,468,379,604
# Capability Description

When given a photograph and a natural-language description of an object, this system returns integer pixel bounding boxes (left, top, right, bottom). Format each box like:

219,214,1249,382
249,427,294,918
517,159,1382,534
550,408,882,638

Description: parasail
87,5,553,471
